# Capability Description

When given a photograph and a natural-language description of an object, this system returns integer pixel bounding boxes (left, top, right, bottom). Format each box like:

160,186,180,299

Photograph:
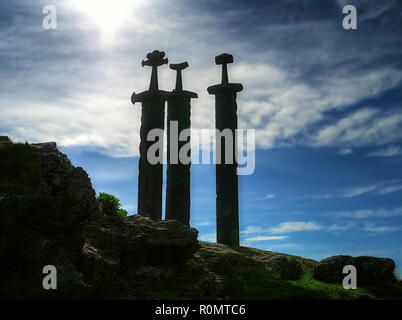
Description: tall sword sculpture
165,62,197,226
207,53,243,246
131,50,169,220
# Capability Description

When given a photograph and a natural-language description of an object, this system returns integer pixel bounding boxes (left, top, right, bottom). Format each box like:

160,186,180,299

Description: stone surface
313,255,397,285
1,139,400,299
31,142,57,149
0,140,97,298
197,242,305,281
0,140,204,299
264,255,304,280
0,141,96,231
82,215,199,267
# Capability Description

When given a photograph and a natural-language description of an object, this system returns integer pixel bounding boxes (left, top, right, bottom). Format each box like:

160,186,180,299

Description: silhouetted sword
165,62,197,226
207,53,243,246
131,50,169,220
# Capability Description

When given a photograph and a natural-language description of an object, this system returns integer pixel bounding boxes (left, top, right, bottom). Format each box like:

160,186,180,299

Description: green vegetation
200,247,243,255
208,244,401,300
290,272,374,299
225,268,402,300
159,290,181,300
98,192,128,217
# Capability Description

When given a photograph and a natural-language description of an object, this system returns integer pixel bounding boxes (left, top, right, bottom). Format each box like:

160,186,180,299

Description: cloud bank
1,0,402,158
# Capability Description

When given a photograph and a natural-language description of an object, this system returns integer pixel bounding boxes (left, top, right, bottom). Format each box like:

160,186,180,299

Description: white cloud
296,180,402,201
337,207,402,218
377,184,402,195
328,223,355,232
310,108,402,149
193,220,214,227
240,68,402,150
341,184,378,198
1,1,402,157
292,194,333,201
366,146,402,157
198,232,216,242
241,222,322,241
363,223,399,233
342,180,402,198
338,148,353,155
257,194,275,200
268,221,322,234
245,235,289,242
240,225,263,235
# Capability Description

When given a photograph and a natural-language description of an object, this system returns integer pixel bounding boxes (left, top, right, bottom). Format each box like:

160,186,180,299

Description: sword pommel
215,53,234,85
141,50,168,90
141,50,168,68
170,61,189,91
215,53,233,65
170,62,189,71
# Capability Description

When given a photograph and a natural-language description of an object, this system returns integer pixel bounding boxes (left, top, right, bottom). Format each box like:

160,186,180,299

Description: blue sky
1,0,402,278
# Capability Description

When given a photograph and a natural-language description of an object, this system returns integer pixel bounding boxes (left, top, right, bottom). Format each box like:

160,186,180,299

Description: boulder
81,215,199,268
0,141,99,298
0,141,203,298
313,255,396,286
251,253,304,280
266,255,304,280
0,141,97,234
78,216,200,298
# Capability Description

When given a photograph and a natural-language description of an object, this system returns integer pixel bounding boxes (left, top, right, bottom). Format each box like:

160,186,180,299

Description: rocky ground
0,137,401,299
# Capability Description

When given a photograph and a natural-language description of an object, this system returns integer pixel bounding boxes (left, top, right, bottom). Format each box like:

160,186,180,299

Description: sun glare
71,0,141,43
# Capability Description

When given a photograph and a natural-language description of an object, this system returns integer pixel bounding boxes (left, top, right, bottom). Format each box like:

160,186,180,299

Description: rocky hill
0,137,401,299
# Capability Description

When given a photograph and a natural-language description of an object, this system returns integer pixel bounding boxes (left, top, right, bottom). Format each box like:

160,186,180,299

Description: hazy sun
71,0,142,43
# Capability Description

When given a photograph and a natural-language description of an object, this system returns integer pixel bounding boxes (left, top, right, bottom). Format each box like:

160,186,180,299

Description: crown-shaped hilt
142,50,168,67
142,50,168,90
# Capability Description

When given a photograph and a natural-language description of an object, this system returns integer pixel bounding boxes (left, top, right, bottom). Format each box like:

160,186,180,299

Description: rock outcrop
0,139,98,298
1,138,400,300
313,255,397,286
0,138,203,299
0,138,312,299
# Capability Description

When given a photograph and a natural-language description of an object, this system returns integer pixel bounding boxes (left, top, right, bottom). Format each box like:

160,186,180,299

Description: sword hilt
215,53,233,85
141,50,168,90
170,62,189,91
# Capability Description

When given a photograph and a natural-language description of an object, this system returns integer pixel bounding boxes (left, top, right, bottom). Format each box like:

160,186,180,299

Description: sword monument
165,62,197,226
131,50,169,220
207,53,243,246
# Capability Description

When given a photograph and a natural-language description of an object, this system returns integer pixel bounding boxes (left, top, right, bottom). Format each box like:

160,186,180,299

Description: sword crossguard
170,62,189,91
215,53,234,85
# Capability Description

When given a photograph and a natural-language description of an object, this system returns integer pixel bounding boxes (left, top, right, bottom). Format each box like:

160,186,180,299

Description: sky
1,0,401,278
